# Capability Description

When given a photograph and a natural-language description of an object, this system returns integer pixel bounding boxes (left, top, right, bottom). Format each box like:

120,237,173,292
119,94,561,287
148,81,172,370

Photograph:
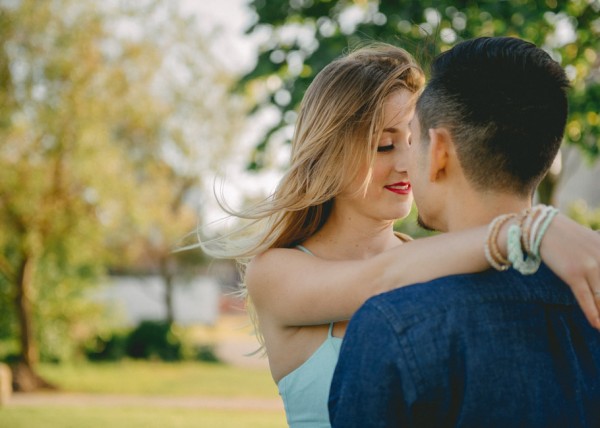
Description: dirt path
7,392,283,411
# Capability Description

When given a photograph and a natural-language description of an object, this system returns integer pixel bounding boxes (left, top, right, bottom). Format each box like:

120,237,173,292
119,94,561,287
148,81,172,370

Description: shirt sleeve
328,300,414,427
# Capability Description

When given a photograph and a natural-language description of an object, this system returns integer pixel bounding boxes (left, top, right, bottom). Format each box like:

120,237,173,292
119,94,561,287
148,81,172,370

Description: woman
202,44,600,427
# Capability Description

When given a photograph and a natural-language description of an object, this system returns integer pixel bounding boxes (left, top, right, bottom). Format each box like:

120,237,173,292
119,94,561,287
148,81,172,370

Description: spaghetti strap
328,322,335,338
296,244,315,256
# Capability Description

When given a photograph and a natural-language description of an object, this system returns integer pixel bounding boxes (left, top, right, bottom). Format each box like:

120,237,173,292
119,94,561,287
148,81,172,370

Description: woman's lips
384,181,411,195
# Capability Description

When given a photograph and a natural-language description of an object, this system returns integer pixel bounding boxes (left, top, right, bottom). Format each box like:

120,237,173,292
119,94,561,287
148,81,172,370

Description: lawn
37,360,279,398
0,407,286,428
0,360,287,428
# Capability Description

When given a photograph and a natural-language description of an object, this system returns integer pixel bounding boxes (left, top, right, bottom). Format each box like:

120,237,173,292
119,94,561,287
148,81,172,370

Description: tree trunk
165,273,174,324
161,257,175,324
16,256,37,368
12,255,55,392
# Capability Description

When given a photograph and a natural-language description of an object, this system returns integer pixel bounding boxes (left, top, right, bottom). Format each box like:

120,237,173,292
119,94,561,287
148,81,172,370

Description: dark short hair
416,37,570,195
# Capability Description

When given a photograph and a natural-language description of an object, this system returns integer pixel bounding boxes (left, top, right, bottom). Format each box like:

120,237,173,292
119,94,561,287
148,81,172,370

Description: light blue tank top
277,244,343,428
278,322,342,428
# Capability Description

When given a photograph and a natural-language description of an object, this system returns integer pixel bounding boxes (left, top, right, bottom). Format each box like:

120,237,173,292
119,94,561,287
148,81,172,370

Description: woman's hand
539,214,600,330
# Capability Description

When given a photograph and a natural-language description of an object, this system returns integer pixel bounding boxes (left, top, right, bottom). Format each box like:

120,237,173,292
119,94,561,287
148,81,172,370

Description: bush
125,321,182,362
194,344,220,363
83,321,221,363
569,200,600,230
85,333,128,362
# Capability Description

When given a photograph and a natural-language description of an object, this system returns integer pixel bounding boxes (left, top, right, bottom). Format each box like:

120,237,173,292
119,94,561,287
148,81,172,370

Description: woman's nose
393,140,410,171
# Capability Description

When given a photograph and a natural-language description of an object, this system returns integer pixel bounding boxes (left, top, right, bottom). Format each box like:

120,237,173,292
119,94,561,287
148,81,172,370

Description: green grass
0,407,287,428
37,360,279,398
0,361,287,427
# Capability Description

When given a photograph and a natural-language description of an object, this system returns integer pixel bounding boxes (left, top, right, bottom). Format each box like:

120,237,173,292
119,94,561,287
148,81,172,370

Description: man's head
409,37,570,231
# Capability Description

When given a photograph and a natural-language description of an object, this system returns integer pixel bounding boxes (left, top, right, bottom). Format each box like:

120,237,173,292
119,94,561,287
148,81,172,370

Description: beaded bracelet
507,223,541,275
531,206,559,258
490,213,517,266
519,208,532,253
528,205,554,256
485,205,560,274
485,214,515,271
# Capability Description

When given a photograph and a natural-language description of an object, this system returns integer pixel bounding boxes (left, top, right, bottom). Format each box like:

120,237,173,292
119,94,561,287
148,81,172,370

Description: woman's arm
247,226,492,327
535,214,600,329
246,213,600,329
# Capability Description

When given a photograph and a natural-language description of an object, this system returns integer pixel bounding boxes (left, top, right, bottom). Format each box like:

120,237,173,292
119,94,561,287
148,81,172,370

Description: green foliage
0,0,155,369
194,344,221,363
242,0,600,168
84,321,220,363
393,204,438,239
0,276,16,342
0,0,244,374
568,200,600,229
84,332,129,362
34,247,107,363
125,321,183,362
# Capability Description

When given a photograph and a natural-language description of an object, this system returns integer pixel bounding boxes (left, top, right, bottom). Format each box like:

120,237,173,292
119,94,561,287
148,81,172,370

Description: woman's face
337,89,414,223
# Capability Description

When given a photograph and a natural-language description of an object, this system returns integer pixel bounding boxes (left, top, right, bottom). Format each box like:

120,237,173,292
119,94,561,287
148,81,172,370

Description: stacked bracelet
507,223,541,274
530,206,559,258
519,208,532,252
484,214,516,271
485,204,560,275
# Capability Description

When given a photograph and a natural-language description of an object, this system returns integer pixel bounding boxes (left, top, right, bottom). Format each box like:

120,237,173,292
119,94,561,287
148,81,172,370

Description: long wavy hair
201,44,424,262
196,43,425,348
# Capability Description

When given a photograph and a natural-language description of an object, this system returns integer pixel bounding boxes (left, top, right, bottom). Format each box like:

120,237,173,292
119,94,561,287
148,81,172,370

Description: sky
181,0,286,225
182,0,258,73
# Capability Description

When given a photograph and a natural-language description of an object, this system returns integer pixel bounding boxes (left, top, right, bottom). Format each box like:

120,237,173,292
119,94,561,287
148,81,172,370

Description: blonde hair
196,43,424,350
201,43,424,264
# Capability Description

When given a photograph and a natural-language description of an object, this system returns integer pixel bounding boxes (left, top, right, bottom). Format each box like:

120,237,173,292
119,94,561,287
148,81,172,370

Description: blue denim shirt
329,264,600,427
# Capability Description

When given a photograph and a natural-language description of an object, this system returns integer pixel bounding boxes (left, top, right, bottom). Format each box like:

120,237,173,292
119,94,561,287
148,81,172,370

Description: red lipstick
384,181,411,195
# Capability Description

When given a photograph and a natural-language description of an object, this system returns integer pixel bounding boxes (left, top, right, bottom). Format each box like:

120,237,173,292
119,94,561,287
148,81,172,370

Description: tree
0,0,244,390
102,2,246,324
240,0,600,204
0,0,137,390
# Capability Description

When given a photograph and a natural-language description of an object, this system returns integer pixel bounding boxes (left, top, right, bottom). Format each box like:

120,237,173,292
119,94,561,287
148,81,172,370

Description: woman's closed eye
377,144,395,153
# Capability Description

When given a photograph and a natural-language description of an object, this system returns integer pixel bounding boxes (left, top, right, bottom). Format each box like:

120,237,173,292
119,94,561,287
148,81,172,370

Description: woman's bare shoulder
247,247,303,274
245,247,312,299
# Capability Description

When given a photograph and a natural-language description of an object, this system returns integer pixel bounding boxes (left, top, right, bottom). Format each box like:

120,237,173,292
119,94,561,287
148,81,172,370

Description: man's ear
427,128,453,182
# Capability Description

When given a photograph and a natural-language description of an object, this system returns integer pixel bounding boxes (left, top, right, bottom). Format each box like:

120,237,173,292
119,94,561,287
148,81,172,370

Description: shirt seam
365,301,425,398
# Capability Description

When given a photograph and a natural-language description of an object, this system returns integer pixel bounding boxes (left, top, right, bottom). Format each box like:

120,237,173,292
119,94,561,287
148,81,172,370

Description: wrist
496,217,518,260
486,204,559,275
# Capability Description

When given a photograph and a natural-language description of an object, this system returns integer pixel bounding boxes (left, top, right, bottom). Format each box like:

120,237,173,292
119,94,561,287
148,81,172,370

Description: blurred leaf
241,0,600,163
0,0,246,371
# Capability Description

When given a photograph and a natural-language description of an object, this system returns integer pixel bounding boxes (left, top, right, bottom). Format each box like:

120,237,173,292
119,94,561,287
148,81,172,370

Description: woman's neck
303,205,400,260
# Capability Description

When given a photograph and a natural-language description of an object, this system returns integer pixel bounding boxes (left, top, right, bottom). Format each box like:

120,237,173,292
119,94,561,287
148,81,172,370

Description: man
329,37,600,427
